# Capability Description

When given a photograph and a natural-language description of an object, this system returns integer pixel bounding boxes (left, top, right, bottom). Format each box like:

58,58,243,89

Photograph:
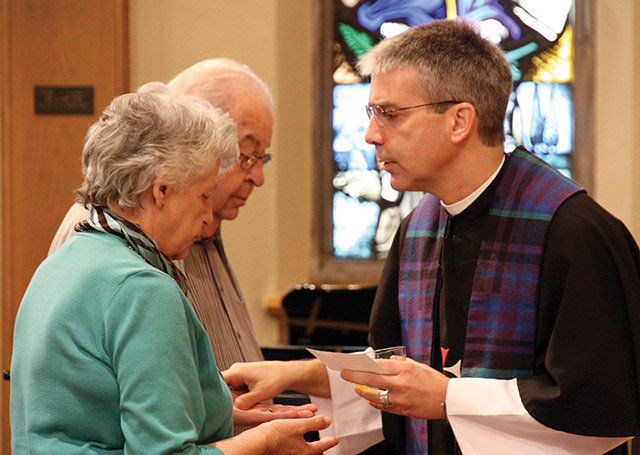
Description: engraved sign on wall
34,86,94,115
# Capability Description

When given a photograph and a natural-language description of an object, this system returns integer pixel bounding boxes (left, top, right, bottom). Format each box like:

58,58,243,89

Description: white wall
593,0,640,237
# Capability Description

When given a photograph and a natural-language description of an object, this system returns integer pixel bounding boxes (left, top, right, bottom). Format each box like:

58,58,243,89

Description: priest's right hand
341,357,449,420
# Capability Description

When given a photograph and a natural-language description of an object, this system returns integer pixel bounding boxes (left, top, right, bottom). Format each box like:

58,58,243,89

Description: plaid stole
75,206,188,293
398,148,584,454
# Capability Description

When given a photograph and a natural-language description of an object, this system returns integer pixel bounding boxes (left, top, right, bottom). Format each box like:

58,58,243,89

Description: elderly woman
10,83,338,455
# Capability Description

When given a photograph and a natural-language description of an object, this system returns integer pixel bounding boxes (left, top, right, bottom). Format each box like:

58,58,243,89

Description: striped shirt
179,232,264,371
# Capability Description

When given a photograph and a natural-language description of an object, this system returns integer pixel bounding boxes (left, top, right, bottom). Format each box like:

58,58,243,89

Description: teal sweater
11,232,232,454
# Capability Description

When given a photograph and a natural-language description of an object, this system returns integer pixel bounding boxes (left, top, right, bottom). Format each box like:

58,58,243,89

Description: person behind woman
10,82,338,455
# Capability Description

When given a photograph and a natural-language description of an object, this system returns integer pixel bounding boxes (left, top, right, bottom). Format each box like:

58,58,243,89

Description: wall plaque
34,86,94,115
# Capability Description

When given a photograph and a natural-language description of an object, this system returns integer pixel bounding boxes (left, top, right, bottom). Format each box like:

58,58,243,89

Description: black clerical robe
368,159,640,454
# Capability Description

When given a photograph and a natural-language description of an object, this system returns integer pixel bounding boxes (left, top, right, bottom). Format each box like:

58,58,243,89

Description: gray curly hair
76,81,238,209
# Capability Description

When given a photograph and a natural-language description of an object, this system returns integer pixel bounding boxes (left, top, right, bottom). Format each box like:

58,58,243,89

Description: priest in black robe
337,19,640,455
223,18,640,455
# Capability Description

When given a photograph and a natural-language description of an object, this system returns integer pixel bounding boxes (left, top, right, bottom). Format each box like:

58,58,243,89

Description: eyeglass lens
241,152,273,170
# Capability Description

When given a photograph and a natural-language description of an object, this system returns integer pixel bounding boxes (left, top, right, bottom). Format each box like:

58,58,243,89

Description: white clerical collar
441,155,506,216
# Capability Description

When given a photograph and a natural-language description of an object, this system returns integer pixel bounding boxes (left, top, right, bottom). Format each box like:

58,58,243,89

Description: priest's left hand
230,387,319,427
340,358,449,420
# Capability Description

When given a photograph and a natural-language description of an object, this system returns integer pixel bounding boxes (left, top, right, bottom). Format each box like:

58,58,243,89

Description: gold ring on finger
379,389,391,406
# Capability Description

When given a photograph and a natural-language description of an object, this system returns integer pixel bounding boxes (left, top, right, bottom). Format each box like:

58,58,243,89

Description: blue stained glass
333,84,376,170
515,82,572,156
356,0,520,38
333,192,380,259
356,0,446,30
330,0,577,260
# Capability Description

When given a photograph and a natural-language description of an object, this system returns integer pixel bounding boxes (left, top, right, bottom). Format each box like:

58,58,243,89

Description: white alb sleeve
446,378,630,455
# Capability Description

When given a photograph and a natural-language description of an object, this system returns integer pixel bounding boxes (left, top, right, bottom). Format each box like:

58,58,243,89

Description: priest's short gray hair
358,19,512,147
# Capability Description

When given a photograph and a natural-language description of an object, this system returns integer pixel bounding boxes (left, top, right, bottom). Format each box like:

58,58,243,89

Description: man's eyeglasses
365,100,463,122
239,152,273,170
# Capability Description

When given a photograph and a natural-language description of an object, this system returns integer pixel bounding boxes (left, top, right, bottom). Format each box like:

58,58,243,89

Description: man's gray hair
76,82,238,209
358,19,512,146
168,57,273,113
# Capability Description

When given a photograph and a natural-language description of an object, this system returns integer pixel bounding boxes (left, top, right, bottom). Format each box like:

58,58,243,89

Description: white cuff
446,378,630,455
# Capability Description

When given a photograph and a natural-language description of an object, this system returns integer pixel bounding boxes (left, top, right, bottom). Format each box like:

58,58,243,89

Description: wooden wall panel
1,1,128,452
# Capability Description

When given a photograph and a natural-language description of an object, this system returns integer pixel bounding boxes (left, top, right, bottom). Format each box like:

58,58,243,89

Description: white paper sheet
306,348,389,374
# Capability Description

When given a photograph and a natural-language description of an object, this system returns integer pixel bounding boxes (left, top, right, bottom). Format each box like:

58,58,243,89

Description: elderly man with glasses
48,58,273,394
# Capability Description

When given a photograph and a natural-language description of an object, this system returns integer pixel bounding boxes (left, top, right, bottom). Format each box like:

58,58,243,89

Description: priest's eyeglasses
365,100,463,122
239,152,273,170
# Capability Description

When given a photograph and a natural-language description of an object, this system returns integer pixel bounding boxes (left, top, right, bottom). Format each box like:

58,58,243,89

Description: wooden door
0,1,128,452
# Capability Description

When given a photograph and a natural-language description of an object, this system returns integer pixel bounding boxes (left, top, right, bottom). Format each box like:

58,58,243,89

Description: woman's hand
213,415,339,455
231,385,319,427
340,358,449,420
223,360,330,410
253,416,339,455
224,361,293,410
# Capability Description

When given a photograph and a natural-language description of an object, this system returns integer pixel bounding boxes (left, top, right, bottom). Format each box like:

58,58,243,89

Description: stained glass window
330,0,576,261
